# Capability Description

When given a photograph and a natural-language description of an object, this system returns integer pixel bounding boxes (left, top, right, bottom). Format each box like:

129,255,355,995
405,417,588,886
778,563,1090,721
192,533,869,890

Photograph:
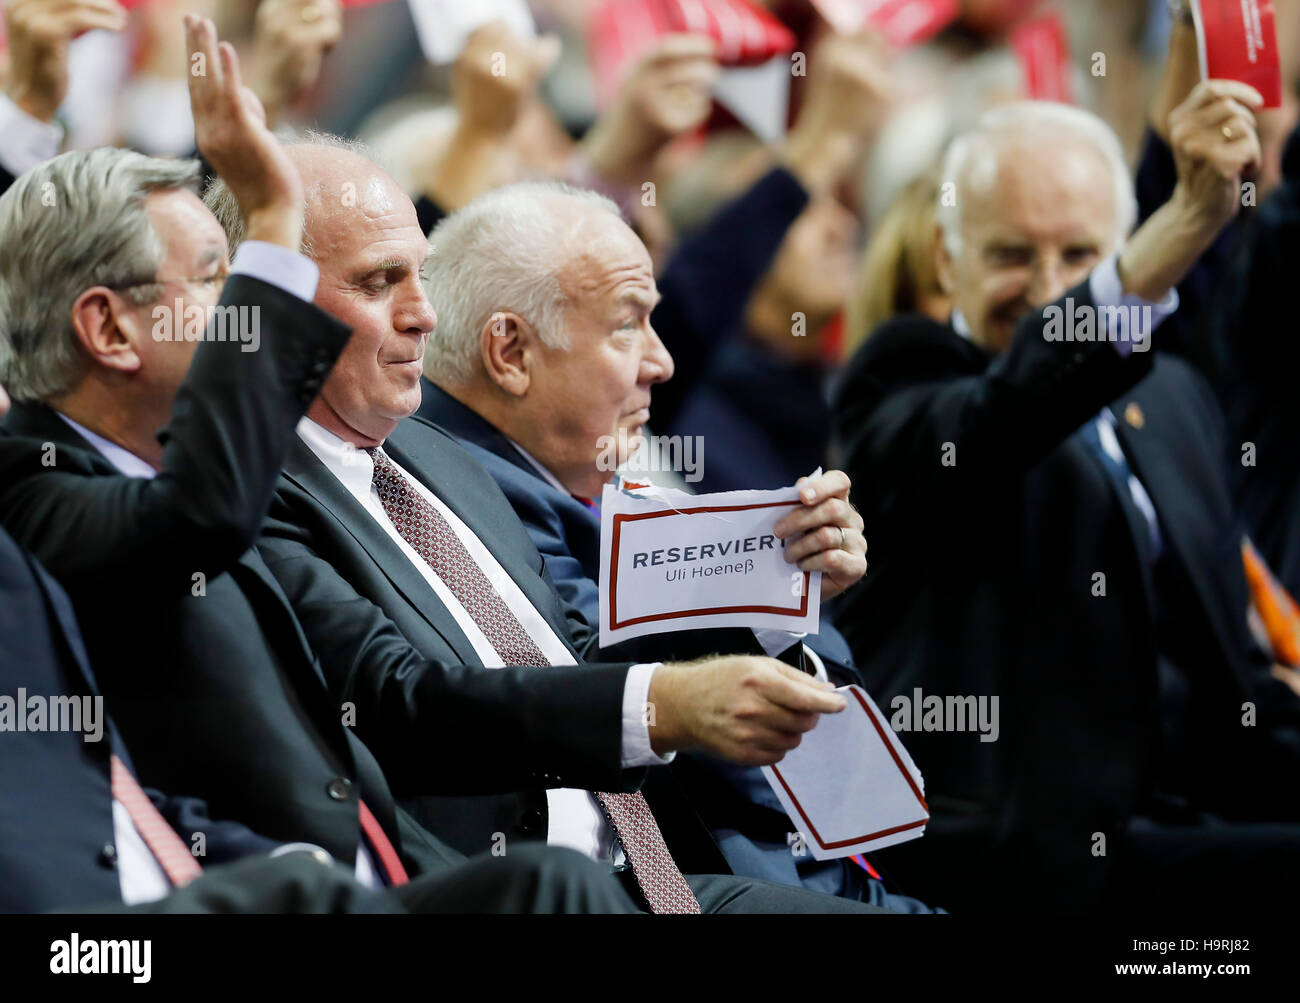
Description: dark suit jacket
1209,125,1300,595
257,415,732,874
414,381,890,896
1137,122,1300,595
0,277,464,877
830,281,1300,912
0,526,274,913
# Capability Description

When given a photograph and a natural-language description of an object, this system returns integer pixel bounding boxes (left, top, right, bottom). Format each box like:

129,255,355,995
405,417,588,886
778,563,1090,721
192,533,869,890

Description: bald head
203,132,408,261
282,144,414,262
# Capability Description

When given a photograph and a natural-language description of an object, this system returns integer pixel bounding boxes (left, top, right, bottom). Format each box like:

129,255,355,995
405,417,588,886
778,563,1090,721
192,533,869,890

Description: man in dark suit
831,87,1300,912
412,183,944,910
202,137,890,913
0,374,639,915
0,17,649,912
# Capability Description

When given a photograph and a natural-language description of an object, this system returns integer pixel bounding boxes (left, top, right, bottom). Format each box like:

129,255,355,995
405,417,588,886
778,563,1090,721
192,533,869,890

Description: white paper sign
407,0,536,65
598,479,821,647
762,685,928,860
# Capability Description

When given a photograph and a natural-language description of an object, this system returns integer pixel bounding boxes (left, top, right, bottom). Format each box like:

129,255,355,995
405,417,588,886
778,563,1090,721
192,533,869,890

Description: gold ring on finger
1222,124,1234,140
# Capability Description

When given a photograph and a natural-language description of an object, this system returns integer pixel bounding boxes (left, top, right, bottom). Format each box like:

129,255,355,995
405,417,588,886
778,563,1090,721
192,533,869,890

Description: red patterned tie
109,755,203,888
367,448,701,913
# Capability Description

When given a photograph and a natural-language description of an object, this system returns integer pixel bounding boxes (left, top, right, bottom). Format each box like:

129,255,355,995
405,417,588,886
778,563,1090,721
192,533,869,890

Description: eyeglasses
110,272,229,294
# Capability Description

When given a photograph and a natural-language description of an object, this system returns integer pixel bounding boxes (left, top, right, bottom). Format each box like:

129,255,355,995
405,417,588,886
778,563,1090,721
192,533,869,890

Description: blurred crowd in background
4,0,1298,500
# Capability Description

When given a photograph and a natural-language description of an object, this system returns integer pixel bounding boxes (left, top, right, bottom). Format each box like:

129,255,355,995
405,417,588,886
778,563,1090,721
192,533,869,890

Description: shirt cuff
0,93,64,179
230,241,319,303
622,663,674,767
1089,253,1179,357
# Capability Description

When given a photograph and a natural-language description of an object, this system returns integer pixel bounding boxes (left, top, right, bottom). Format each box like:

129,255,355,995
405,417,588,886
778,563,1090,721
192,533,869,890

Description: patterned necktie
366,447,700,913
109,755,203,888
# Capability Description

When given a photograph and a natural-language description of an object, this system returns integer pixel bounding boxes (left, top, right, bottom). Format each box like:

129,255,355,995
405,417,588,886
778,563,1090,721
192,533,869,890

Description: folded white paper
407,0,536,65
598,479,821,647
762,685,928,860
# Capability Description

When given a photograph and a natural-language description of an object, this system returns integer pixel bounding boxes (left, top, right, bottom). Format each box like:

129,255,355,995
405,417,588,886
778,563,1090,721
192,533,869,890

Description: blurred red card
589,0,795,102
810,0,959,46
1191,0,1282,108
1011,11,1072,103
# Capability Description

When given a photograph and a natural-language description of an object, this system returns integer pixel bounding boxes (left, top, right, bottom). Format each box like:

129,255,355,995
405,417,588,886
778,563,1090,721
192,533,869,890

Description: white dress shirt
56,242,386,898
297,418,671,864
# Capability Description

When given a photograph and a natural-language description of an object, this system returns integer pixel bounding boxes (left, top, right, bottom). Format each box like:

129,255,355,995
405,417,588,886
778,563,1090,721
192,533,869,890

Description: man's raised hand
4,0,126,122
185,14,303,251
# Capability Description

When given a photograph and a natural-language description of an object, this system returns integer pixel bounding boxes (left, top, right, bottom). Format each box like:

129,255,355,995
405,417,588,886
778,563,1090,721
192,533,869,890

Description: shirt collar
58,414,157,480
951,309,972,340
296,416,378,501
508,439,571,495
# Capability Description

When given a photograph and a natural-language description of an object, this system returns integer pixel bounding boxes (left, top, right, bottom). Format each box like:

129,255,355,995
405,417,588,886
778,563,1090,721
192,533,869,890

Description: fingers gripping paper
763,685,929,860
599,480,820,646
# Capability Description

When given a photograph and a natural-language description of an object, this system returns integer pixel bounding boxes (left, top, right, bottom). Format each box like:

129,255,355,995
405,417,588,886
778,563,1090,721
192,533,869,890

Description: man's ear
933,224,957,297
70,288,144,374
480,311,533,397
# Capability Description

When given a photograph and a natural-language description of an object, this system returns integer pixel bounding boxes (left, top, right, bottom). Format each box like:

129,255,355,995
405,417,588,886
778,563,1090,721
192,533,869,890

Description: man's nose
1028,255,1074,308
641,325,675,384
397,282,438,335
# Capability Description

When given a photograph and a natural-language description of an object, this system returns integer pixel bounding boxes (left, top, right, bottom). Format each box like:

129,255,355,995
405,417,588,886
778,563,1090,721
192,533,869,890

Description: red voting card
1011,10,1072,104
810,0,959,47
588,0,795,104
1191,0,1282,108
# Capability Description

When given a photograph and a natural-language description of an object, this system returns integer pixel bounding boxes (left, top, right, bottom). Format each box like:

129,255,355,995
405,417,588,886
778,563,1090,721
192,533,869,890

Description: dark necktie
367,447,700,913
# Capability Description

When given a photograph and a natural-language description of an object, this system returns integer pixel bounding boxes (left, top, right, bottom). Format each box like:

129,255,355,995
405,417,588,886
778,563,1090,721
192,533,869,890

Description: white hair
422,181,623,385
936,101,1137,259
0,148,200,402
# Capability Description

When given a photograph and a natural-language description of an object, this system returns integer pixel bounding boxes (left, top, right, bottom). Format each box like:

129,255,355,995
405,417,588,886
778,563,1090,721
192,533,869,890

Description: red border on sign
608,501,810,630
769,688,930,851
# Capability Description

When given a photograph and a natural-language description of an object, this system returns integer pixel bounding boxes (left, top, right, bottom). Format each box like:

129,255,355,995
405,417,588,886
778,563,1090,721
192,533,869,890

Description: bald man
833,89,1300,913
203,138,896,913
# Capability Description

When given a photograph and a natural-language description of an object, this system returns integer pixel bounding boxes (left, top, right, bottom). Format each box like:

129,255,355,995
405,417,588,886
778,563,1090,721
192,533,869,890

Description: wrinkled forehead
145,188,229,265
561,208,655,303
961,133,1120,245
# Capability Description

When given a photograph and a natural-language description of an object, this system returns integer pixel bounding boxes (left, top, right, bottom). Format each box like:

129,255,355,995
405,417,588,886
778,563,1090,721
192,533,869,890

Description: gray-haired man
833,86,1300,913
201,128,900,911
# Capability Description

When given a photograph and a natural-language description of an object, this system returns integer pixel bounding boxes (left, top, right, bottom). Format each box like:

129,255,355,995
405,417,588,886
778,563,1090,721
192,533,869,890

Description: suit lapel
281,437,483,666
1109,383,1251,694
383,422,582,655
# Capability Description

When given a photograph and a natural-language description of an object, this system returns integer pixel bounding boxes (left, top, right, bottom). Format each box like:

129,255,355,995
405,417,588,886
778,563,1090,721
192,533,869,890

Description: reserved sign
599,480,821,646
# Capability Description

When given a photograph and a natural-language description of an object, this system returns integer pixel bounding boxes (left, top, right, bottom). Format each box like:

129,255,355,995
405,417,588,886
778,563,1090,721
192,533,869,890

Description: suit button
326,777,353,801
517,808,544,838
98,843,118,868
